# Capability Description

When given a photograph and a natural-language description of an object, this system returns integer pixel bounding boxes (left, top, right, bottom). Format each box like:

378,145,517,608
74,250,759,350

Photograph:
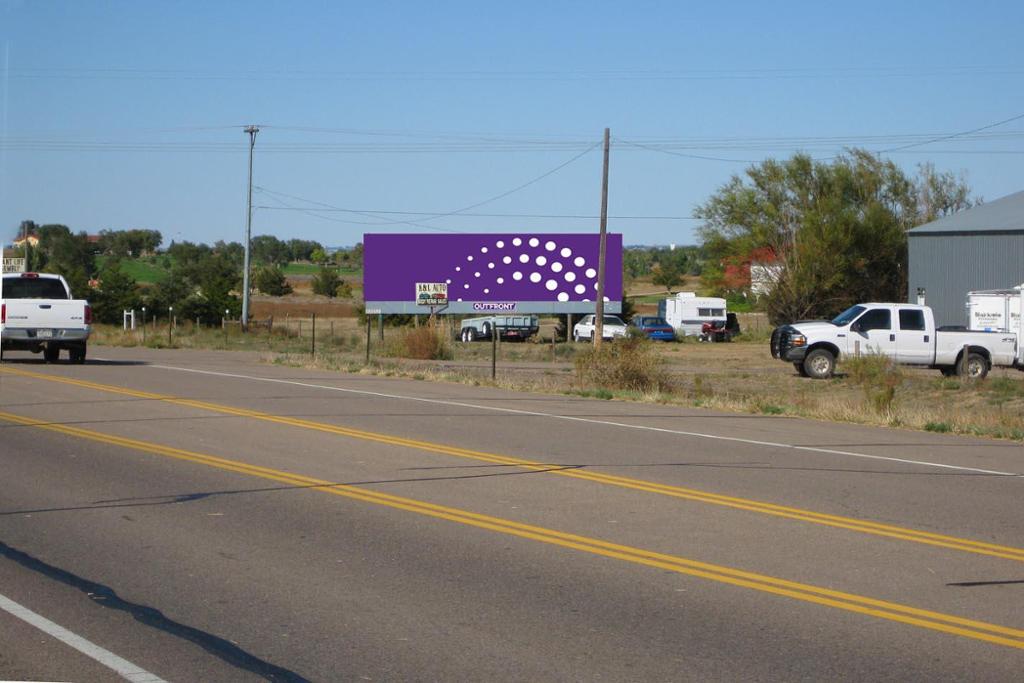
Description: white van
966,285,1022,335
658,292,727,337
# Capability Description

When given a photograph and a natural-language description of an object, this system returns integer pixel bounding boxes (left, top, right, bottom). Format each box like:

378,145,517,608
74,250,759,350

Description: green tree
254,265,293,296
287,238,323,261
251,235,290,266
146,252,241,324
33,225,96,295
310,247,327,264
651,261,682,292
696,149,975,324
89,260,141,324
311,266,342,297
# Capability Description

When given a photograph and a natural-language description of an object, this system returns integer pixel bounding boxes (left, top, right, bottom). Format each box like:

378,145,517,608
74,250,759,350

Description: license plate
36,329,53,339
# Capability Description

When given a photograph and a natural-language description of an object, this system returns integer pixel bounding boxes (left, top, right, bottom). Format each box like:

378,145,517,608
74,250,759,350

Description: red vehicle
700,313,740,342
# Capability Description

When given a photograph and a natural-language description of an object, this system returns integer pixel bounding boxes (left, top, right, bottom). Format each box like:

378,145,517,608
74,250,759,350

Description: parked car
573,314,627,342
629,315,675,341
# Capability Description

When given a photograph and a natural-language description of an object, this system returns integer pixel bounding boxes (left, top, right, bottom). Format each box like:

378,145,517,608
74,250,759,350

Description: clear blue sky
2,0,1023,248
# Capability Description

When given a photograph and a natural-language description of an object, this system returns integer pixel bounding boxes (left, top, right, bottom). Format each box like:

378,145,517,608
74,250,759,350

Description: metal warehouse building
908,190,1024,327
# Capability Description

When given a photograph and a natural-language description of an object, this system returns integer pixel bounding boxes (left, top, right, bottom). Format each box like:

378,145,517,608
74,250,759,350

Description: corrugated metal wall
908,233,1024,326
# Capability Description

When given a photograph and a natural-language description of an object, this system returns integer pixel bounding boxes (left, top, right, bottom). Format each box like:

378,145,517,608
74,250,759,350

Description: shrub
396,325,453,360
254,266,292,296
336,281,354,299
574,336,673,392
924,421,952,433
311,267,341,297
843,354,904,415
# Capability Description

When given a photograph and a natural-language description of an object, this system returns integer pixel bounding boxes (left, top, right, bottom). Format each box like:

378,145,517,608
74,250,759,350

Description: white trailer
658,292,727,337
966,285,1022,335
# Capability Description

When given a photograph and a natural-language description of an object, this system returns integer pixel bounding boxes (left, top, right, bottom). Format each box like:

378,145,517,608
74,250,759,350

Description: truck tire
481,322,492,338
44,345,60,363
802,349,835,379
69,344,86,364
466,328,477,342
959,352,989,380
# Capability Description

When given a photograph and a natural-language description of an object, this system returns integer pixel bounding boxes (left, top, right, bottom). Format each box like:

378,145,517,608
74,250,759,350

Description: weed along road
1,348,1023,681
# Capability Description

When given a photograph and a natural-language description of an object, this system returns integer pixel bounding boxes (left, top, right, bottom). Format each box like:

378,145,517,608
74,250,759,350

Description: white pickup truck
770,303,1020,379
1,272,91,363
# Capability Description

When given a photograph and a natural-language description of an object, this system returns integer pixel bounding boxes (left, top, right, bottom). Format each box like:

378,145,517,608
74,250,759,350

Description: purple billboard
364,233,622,314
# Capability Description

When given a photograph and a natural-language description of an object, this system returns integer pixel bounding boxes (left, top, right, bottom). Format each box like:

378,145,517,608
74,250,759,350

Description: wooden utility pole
594,128,610,348
241,125,259,332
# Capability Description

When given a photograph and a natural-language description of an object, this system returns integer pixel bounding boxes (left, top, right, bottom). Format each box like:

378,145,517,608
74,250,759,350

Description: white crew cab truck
770,303,1020,380
1,272,91,363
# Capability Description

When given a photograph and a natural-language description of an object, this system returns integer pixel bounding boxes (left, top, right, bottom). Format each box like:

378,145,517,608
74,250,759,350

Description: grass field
282,262,362,277
96,256,170,284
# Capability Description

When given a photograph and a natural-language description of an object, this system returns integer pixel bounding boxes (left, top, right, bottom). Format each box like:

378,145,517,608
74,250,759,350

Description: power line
615,137,760,163
879,111,1024,152
255,207,698,220
254,140,601,228
10,65,1024,82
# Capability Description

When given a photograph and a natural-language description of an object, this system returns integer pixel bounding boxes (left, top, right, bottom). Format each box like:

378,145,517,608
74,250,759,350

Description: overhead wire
255,138,602,229
255,207,698,220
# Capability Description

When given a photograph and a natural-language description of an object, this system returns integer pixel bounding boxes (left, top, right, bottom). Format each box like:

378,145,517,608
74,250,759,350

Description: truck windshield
2,277,69,299
831,305,866,326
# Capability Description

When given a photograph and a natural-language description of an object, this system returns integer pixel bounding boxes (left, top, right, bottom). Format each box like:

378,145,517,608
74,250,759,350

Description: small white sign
416,282,448,306
2,257,26,274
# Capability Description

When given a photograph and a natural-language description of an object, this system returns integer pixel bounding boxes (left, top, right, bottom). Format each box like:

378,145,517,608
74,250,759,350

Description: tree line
6,223,363,325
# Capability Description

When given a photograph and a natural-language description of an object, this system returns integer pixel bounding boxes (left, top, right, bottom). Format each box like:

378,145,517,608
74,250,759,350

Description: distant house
13,235,39,248
720,247,781,297
908,190,1024,326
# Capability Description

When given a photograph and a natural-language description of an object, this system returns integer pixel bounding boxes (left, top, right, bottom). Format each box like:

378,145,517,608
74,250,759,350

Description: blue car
629,316,676,341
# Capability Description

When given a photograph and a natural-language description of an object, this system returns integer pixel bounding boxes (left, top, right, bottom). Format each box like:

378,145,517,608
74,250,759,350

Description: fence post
491,326,497,380
959,344,970,377
311,313,316,357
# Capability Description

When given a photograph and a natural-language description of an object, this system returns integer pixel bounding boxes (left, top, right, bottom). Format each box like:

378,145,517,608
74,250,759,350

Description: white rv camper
966,285,1023,335
659,292,727,337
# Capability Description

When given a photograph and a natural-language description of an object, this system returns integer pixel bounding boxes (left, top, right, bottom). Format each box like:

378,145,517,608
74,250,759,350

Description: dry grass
89,316,1024,442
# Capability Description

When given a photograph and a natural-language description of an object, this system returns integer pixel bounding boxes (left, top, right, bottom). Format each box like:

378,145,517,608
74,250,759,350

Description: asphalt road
1,347,1022,681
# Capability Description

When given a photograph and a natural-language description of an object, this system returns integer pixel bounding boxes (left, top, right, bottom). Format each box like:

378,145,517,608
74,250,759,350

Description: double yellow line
4,365,1024,565
2,408,1023,650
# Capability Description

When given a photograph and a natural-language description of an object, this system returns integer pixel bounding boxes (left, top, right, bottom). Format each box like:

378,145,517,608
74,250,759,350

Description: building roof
909,190,1024,235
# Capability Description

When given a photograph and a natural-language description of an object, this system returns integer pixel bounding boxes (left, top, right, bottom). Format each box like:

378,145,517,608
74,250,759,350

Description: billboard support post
595,127,610,348
491,327,497,380
365,318,371,364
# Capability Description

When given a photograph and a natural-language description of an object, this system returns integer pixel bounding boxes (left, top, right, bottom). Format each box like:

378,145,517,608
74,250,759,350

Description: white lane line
150,363,1021,477
0,592,167,683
